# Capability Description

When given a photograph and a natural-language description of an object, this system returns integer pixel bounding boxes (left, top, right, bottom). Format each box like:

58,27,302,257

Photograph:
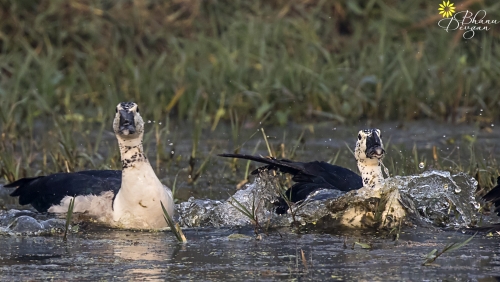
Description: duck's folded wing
6,170,121,212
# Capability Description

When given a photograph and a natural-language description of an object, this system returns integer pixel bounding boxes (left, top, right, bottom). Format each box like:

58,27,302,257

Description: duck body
483,176,500,216
220,129,386,214
218,154,362,213
113,161,173,228
110,131,174,228
5,102,174,230
5,170,121,213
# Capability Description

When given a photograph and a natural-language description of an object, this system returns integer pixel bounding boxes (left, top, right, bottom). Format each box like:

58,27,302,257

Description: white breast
112,162,174,229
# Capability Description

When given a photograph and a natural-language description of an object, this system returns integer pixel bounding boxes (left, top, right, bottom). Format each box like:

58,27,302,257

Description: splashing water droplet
472,201,480,210
380,160,390,177
419,162,425,169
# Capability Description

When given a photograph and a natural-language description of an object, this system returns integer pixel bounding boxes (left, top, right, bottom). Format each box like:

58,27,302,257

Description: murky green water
1,121,500,280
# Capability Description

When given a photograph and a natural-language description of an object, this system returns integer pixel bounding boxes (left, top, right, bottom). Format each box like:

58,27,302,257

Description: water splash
176,170,480,229
396,171,479,227
0,170,482,233
0,210,66,235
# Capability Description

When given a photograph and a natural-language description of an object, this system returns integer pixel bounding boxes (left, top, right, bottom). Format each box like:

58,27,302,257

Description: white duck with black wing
220,128,406,228
6,102,174,230
109,102,174,228
341,128,405,228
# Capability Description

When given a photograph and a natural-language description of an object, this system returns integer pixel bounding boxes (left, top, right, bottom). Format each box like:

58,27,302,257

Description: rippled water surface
1,227,500,281
1,121,500,281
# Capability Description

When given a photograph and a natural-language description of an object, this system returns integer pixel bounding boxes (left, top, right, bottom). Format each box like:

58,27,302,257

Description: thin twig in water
63,197,75,241
300,249,309,271
261,128,274,157
227,193,265,235
161,201,187,243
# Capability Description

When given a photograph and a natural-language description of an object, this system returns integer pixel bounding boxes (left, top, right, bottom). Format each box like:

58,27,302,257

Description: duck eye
116,108,118,113
136,107,139,113
358,134,361,140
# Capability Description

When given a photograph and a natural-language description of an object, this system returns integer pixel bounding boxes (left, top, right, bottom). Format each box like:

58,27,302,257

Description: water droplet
472,201,480,210
418,162,424,169
443,135,446,138
454,187,461,193
443,184,448,190
159,122,162,125
492,124,495,127
169,143,173,146
171,150,175,154
148,120,151,123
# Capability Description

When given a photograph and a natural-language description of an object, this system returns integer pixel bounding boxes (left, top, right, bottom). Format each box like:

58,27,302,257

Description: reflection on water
0,227,499,280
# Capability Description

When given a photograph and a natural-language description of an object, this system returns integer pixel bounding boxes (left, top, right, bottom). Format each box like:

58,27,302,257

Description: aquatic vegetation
63,197,75,241
422,232,477,266
161,201,187,243
227,193,265,235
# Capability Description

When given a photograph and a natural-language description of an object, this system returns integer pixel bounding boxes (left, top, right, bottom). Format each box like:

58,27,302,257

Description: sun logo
438,1,456,18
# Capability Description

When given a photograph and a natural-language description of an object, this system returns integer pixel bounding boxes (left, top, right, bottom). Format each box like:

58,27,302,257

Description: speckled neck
357,159,384,189
117,134,148,169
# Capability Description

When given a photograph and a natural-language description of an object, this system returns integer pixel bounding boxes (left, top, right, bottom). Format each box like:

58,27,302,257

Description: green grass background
1,0,499,128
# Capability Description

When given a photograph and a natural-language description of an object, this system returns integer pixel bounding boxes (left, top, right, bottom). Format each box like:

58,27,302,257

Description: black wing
5,170,122,212
218,154,362,213
483,176,500,216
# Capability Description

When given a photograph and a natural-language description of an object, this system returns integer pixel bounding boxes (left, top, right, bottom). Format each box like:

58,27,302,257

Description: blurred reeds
1,0,499,130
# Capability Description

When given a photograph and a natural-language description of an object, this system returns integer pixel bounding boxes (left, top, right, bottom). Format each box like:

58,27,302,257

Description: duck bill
365,132,385,159
118,110,136,135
